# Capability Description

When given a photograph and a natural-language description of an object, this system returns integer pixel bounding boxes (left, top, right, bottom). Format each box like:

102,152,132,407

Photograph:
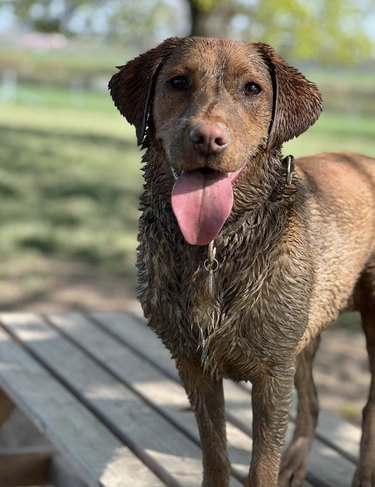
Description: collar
282,154,295,186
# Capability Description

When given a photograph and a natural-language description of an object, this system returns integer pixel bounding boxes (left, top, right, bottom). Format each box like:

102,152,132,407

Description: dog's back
296,152,375,348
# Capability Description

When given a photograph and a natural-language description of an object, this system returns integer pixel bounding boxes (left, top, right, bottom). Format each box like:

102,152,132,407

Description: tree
186,0,374,63
8,0,180,50
5,0,374,63
187,0,247,37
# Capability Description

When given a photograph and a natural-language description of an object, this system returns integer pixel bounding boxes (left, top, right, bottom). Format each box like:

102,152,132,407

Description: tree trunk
187,0,236,38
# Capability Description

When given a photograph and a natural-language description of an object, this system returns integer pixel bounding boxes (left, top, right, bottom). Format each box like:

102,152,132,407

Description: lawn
0,82,374,309
285,110,375,156
0,95,140,269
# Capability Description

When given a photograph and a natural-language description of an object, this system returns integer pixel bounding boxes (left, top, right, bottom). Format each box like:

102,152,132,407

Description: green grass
285,110,375,157
0,82,374,290
0,43,131,85
0,86,141,280
307,66,375,91
13,82,113,111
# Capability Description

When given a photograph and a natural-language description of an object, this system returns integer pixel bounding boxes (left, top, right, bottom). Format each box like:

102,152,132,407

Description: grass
285,110,375,157
0,42,131,86
0,81,374,307
0,86,141,283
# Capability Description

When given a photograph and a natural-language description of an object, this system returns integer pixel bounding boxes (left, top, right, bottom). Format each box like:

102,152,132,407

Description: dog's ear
109,37,181,145
256,43,323,149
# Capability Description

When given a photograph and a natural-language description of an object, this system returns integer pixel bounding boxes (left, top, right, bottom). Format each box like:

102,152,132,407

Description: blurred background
0,0,374,421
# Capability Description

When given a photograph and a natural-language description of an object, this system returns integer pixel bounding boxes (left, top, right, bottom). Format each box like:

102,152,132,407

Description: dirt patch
0,258,139,313
315,320,368,424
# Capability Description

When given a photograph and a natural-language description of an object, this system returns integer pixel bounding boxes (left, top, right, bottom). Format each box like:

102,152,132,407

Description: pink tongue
171,169,234,245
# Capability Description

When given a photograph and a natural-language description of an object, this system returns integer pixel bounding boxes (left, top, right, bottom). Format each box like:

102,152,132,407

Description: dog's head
109,37,322,245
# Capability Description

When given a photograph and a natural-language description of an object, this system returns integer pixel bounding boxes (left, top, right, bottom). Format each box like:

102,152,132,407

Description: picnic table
0,312,362,486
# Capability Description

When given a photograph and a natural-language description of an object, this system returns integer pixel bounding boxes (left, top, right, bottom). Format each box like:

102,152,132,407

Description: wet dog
109,37,375,486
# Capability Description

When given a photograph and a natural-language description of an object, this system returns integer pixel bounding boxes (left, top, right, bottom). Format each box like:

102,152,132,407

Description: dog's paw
352,464,375,487
277,437,311,487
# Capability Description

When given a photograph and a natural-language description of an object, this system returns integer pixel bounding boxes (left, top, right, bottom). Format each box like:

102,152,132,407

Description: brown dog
109,37,375,487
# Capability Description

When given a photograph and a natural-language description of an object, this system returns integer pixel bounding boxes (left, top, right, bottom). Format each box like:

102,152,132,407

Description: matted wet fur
109,37,375,487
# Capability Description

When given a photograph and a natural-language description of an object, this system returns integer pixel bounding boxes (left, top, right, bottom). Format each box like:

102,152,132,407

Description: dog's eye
169,76,190,90
244,82,262,96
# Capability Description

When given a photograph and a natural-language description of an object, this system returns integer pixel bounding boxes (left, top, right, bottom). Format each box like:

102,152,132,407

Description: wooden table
0,312,362,486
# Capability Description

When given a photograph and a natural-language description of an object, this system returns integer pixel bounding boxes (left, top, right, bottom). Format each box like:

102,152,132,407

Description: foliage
10,0,182,50
5,0,374,62
12,0,85,33
191,0,216,11
247,0,373,63
186,0,373,62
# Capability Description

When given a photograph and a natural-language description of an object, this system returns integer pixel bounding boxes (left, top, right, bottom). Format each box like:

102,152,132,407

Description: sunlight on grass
285,111,375,158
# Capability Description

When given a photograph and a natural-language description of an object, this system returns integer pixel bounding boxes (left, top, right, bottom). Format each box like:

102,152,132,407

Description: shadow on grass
0,117,142,289
0,124,137,153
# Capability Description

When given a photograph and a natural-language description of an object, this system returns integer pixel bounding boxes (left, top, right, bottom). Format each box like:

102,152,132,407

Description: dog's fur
109,37,375,487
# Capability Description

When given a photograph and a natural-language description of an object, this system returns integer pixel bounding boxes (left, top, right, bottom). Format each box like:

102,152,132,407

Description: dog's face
152,38,274,175
109,37,322,152
109,37,322,245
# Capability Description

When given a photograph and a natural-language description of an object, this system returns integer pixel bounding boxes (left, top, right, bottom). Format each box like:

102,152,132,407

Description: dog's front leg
247,367,295,487
177,359,230,487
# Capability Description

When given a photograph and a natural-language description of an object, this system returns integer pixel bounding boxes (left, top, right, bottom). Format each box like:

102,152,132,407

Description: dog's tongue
171,169,234,245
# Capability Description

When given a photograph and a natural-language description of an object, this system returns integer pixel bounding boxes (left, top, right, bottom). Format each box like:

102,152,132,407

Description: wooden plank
48,312,249,483
51,455,89,487
312,408,360,463
90,312,180,382
92,312,359,487
0,313,220,487
0,389,14,426
0,315,358,486
0,319,163,487
89,313,252,431
0,445,52,487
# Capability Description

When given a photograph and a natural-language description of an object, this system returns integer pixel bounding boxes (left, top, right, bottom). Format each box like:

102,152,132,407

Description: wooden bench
0,311,362,486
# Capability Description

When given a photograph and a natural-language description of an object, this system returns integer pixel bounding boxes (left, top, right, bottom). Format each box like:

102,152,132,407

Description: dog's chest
138,228,308,381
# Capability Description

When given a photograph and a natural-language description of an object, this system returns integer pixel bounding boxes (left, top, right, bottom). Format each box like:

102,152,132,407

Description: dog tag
208,268,215,295
204,241,219,296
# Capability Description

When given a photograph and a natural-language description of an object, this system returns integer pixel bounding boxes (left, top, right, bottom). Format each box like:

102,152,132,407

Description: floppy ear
108,37,181,145
256,43,323,149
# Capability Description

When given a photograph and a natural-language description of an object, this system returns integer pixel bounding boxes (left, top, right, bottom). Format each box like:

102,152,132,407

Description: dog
109,37,375,487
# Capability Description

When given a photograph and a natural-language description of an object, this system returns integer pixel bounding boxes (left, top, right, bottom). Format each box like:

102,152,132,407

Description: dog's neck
141,145,299,244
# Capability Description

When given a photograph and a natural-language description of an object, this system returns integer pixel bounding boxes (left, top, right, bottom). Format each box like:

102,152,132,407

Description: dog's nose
189,122,230,156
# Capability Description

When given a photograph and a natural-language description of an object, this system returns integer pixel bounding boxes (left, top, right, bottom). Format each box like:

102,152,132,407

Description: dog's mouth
171,164,246,246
